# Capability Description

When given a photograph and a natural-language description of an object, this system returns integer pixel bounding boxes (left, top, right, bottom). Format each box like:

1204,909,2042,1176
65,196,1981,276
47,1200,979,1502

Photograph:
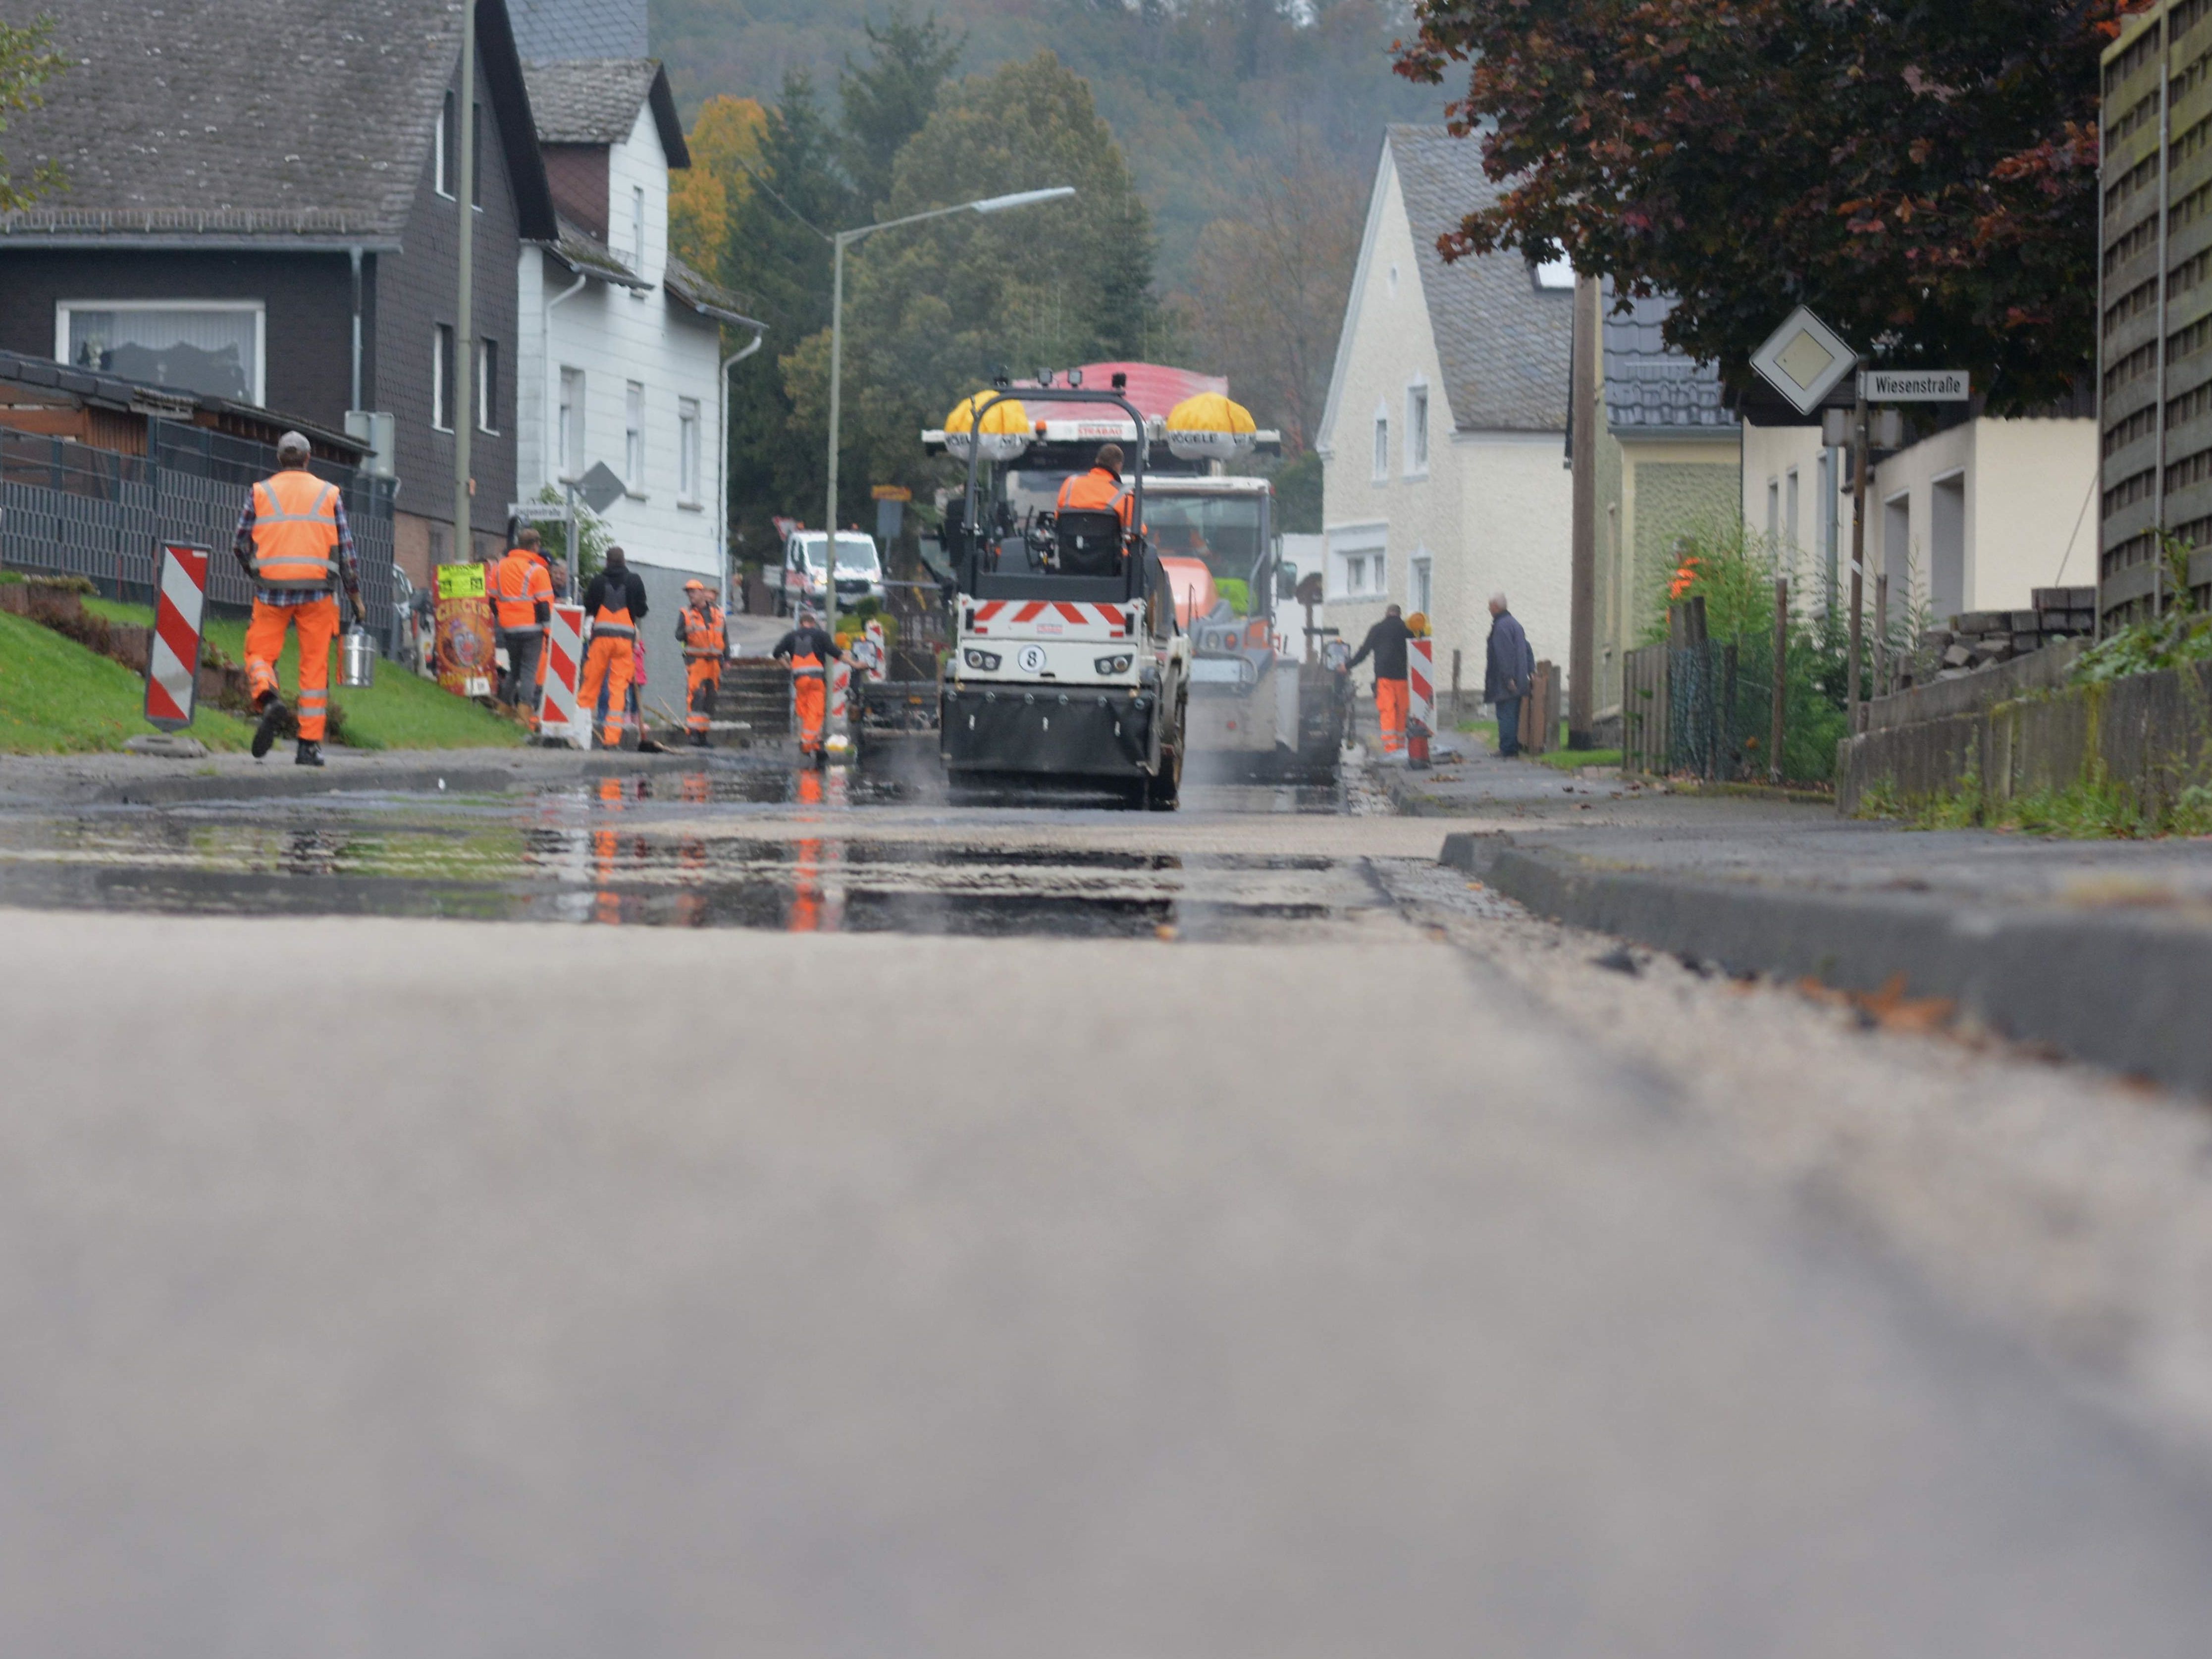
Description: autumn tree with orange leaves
1394,0,2136,411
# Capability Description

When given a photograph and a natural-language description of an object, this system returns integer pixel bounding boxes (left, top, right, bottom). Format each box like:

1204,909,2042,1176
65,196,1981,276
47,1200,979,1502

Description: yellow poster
434,563,495,697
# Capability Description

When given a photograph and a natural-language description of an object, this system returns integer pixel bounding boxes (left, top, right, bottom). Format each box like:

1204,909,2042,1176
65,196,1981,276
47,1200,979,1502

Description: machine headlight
1094,653,1133,674
964,648,1001,671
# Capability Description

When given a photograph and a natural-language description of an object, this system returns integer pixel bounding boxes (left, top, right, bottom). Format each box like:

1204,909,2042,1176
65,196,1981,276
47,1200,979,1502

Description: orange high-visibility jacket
1057,466,1136,528
493,549,554,630
678,603,727,659
249,469,341,590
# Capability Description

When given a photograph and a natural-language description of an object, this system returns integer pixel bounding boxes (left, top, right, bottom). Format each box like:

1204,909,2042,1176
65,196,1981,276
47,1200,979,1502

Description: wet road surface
0,757,1397,936
4,751,2212,1656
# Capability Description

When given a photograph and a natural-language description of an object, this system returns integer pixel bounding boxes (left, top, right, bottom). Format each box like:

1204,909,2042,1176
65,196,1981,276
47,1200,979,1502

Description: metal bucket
339,627,377,690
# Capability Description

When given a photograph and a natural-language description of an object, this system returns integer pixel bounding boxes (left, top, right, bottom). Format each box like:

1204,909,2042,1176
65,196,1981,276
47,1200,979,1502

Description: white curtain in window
68,308,257,402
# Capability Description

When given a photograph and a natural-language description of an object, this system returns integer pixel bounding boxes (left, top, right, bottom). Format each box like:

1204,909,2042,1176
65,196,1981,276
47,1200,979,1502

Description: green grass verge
1856,773,2212,838
1450,715,1619,770
81,598,524,752
0,610,255,754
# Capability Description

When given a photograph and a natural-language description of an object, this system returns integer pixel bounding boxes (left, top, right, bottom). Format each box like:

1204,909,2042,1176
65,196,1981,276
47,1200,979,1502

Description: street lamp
819,186,1076,649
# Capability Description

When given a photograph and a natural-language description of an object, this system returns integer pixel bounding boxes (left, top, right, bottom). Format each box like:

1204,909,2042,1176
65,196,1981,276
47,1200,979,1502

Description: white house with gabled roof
1317,126,1575,713
514,53,761,622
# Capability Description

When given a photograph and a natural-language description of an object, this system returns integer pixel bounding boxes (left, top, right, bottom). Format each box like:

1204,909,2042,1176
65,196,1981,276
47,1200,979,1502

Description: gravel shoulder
1375,853,2212,1460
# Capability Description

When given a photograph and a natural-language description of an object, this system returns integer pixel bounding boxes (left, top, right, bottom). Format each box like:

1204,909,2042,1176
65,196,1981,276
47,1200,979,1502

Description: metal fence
0,420,396,644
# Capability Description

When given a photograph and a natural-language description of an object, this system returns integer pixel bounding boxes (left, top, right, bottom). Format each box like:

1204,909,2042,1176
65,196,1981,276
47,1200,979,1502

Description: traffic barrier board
1408,636,1435,735
539,602,587,747
144,543,210,732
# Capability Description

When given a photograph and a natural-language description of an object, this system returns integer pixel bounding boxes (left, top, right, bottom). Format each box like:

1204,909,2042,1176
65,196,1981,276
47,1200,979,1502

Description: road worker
676,578,727,748
1347,602,1413,757
492,528,554,718
233,430,365,768
1056,441,1139,530
772,605,843,765
579,546,649,750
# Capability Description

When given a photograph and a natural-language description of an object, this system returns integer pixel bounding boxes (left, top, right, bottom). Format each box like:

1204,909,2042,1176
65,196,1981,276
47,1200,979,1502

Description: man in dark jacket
773,608,845,761
579,547,650,749
1347,604,1413,755
1483,593,1534,758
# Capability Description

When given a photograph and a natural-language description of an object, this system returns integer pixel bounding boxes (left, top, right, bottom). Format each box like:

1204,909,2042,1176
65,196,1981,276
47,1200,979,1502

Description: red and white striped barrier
143,542,210,731
538,602,587,747
965,599,1130,639
1408,637,1435,735
828,659,852,753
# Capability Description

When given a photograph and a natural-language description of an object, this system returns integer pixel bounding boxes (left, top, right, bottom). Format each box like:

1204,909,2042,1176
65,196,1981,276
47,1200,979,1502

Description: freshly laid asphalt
2,749,2212,1654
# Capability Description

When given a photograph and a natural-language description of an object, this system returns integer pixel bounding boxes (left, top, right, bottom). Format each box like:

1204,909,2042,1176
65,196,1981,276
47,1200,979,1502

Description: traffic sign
1858,368,1970,402
577,461,627,515
1750,307,1858,415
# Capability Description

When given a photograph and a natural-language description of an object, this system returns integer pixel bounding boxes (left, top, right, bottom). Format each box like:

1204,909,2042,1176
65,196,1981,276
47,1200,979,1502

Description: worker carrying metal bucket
773,606,844,766
234,430,366,769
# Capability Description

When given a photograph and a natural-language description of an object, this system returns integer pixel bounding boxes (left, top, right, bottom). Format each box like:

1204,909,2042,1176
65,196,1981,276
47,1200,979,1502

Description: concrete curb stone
1439,832,2212,1095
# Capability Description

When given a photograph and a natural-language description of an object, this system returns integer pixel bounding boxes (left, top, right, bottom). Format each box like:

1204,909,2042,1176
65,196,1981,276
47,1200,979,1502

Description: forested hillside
649,0,1436,287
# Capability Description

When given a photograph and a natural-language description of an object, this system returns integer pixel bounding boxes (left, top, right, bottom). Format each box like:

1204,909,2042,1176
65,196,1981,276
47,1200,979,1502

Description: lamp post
819,187,1074,646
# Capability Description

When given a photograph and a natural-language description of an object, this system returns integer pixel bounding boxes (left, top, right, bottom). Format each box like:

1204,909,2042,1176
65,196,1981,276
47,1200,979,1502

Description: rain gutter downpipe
544,269,588,590
719,328,766,620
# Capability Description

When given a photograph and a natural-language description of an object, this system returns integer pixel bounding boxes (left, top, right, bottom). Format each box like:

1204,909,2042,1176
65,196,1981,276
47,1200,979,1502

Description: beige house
1317,127,1574,707
1588,290,1740,722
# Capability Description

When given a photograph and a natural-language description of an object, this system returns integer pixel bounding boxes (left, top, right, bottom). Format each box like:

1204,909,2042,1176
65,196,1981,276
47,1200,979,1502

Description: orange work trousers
685,657,721,735
245,596,341,742
580,634,635,748
1375,675,1408,754
792,665,826,753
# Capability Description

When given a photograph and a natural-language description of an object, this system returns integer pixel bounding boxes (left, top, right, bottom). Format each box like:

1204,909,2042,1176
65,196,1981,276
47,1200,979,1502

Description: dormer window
1533,255,1575,291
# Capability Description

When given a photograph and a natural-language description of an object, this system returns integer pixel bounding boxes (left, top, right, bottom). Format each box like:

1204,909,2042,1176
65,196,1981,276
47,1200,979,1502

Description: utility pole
823,232,846,644
1845,390,1867,732
452,1,475,566
1567,273,1599,749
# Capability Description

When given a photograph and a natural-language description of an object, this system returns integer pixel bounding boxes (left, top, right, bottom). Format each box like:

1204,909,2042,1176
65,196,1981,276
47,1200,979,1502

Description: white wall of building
1870,418,2097,618
1744,416,2099,622
1317,149,1571,704
516,101,724,578
1742,421,1850,598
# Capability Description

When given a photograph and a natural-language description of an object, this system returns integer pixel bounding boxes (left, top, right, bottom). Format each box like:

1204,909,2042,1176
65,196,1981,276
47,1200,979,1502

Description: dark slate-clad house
0,0,557,582
509,0,648,58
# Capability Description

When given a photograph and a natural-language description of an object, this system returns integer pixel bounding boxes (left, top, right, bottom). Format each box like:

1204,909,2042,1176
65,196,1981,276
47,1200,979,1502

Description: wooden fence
1622,642,1669,774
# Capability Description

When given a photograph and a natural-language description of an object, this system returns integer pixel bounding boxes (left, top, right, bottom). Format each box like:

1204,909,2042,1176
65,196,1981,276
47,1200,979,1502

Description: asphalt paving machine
926,374,1349,781
936,382,1190,808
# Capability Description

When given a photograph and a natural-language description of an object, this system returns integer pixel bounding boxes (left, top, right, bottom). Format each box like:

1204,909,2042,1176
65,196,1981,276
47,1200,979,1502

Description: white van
780,530,886,615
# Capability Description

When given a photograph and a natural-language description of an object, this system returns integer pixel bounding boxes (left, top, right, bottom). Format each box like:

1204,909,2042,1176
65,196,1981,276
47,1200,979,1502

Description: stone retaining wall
1839,653,2212,816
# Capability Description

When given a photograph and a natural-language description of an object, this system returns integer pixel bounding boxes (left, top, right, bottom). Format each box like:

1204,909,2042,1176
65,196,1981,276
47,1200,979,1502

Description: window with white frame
436,91,456,198
1331,539,1387,599
631,185,647,289
57,301,265,404
432,323,455,431
1533,255,1575,290
558,366,583,478
677,398,701,504
1407,383,1429,475
1372,404,1389,482
476,338,498,435
624,380,645,489
1411,554,1432,615
1784,467,1799,549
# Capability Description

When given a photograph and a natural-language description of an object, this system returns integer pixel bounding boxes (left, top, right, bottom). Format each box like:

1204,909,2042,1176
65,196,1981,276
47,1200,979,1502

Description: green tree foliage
718,71,858,549
1393,0,2129,411
779,51,1161,518
0,14,67,211
652,0,1433,284
840,5,966,215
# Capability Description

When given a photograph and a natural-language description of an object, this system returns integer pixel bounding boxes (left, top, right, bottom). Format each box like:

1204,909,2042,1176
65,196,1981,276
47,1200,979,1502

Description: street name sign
1858,368,1970,402
1750,307,1858,415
